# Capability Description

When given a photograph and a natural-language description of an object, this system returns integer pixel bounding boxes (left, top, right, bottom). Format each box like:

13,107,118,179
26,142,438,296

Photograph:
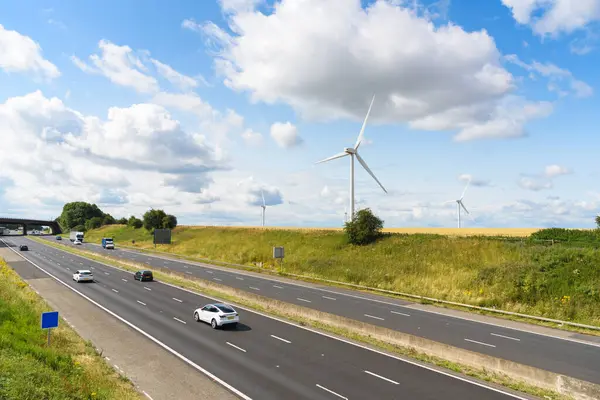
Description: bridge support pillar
23,224,27,236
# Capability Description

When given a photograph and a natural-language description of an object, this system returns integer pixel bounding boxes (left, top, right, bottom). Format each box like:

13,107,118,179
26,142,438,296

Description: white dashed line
364,314,385,321
137,301,146,306
112,289,119,293
185,271,192,275
173,317,187,324
236,277,244,280
270,335,291,344
226,342,246,353
144,287,151,291
104,272,110,275
316,384,348,399
122,278,127,282
273,285,284,289
364,370,400,385
465,338,496,348
297,298,311,303
183,265,189,268
172,298,183,303
206,270,213,274
322,296,337,301
249,286,260,291
213,278,222,282
491,333,521,341
390,310,411,317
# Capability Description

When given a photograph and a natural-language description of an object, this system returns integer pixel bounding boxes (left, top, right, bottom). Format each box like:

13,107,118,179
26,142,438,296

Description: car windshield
143,271,152,275
80,271,92,275
215,304,235,313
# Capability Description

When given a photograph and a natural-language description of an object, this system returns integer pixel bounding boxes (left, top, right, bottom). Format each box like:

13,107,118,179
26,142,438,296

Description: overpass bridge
0,217,62,235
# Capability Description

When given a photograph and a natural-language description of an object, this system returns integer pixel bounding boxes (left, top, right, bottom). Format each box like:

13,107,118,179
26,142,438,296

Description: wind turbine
445,178,472,228
260,189,266,227
316,95,387,221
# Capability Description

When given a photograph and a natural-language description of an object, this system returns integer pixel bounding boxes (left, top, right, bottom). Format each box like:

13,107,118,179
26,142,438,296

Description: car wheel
211,319,218,329
194,312,200,322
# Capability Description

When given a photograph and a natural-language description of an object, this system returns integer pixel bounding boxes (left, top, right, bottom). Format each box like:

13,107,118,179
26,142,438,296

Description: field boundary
104,241,600,333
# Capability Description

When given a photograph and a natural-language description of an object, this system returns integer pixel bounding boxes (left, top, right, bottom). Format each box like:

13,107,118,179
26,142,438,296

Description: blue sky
0,0,599,228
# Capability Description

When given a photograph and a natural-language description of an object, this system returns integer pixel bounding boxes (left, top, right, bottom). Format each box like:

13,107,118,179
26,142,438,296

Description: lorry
70,231,84,242
101,237,114,249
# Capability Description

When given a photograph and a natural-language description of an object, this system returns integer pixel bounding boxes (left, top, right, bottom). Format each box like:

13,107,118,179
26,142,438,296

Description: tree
117,217,128,225
127,216,143,229
72,224,85,233
344,208,384,245
102,214,116,226
143,209,167,231
85,217,103,231
59,202,104,230
162,214,178,229
596,215,600,229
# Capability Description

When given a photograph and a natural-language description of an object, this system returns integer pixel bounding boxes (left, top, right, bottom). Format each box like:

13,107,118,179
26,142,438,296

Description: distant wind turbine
260,189,266,227
316,95,387,220
445,178,472,228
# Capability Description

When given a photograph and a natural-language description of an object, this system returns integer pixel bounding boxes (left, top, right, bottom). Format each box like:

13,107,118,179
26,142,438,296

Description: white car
194,303,239,329
73,240,82,245
73,270,94,282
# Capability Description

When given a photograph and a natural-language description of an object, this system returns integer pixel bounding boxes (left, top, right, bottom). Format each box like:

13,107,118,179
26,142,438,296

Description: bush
85,217,103,231
162,214,178,229
143,209,167,231
596,215,600,229
529,228,600,244
344,208,384,245
127,216,143,229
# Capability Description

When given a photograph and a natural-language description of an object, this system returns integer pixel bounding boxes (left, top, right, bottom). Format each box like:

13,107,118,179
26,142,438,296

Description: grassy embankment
0,257,141,400
85,225,600,327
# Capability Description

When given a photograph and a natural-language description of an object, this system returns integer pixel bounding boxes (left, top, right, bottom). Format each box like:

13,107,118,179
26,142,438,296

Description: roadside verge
33,237,600,400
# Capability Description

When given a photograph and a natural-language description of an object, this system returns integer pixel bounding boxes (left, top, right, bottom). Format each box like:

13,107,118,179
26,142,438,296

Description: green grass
0,257,142,400
86,225,600,327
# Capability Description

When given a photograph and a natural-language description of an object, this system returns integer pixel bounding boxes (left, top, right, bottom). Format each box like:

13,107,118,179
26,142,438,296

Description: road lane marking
322,296,337,300
226,342,246,353
236,277,244,280
491,333,521,341
391,310,411,317
144,287,151,291
364,314,385,321
112,289,119,293
249,286,260,291
270,335,291,344
206,270,213,274
213,278,222,282
364,370,400,385
297,298,311,303
183,265,189,268
465,338,496,348
173,317,187,324
122,278,127,282
185,271,192,275
142,391,154,400
316,384,348,399
104,272,110,275
172,298,183,303
137,301,146,306
66,267,70,270
273,285,284,289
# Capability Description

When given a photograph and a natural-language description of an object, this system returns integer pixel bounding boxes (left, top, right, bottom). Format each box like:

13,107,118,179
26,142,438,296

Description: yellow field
179,225,543,237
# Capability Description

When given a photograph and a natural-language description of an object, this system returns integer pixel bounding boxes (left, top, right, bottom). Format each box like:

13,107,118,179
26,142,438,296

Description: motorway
2,237,529,400
38,235,600,385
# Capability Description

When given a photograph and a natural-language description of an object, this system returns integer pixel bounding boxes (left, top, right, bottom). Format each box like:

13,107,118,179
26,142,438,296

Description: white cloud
150,59,198,91
71,40,158,93
241,128,263,145
458,174,492,187
505,54,593,98
501,0,600,37
182,19,203,32
200,0,552,141
544,164,571,177
151,92,214,117
0,24,60,79
518,177,553,191
270,121,302,148
518,164,571,192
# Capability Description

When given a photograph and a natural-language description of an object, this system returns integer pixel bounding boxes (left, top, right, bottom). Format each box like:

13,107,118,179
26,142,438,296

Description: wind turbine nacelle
344,147,355,154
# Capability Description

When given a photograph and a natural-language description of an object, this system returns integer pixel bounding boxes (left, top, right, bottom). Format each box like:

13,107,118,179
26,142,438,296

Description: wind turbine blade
355,152,387,193
459,200,470,214
443,200,456,205
460,179,471,200
261,189,266,207
315,152,348,164
354,94,376,150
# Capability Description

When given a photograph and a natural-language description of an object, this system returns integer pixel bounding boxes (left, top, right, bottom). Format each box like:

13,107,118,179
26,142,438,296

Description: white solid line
391,310,411,317
491,333,521,341
112,289,119,293
214,278,222,281
316,384,348,399
142,391,154,400
172,298,183,303
23,239,529,399
173,317,187,324
226,342,247,353
322,296,337,301
122,278,127,282
297,298,311,303
273,285,283,289
137,301,146,306
270,335,291,344
185,271,192,275
465,338,496,348
364,314,385,321
236,277,244,280
144,287,151,291
364,370,400,385
249,286,260,291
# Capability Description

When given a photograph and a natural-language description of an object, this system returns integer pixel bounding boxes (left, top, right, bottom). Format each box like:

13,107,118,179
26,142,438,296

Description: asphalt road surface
38,236,600,385
3,237,529,400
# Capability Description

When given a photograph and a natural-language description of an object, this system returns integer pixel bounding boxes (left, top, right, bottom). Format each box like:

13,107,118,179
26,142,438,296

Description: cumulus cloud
241,128,263,145
518,164,571,191
199,0,552,141
270,121,302,148
501,0,600,37
0,24,60,79
150,59,198,91
545,164,571,178
236,176,283,206
458,174,492,187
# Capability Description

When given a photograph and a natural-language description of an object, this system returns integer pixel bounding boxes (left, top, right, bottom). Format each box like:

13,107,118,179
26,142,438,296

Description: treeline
58,202,177,233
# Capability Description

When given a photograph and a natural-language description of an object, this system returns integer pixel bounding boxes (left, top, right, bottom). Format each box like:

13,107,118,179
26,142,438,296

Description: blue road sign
41,311,59,329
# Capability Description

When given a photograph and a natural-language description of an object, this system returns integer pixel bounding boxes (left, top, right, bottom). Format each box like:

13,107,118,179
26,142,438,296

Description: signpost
153,229,172,248
41,311,59,346
273,246,284,272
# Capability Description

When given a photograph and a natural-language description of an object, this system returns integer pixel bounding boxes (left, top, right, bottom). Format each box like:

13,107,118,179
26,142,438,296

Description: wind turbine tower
446,178,471,228
316,95,387,220
260,189,266,227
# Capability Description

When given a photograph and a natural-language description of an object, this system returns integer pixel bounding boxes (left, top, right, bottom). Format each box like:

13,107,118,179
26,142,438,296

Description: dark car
134,270,153,282
56,236,62,240
19,245,28,251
